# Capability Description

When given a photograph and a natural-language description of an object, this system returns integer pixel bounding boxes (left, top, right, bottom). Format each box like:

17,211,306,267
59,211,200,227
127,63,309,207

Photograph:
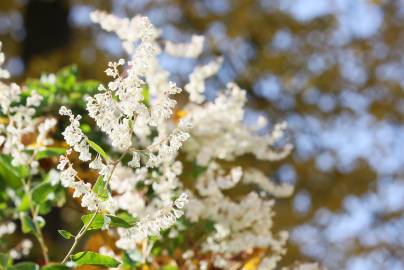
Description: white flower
174,193,188,209
102,215,111,230
81,192,99,211
37,118,57,147
0,221,16,238
57,155,69,170
60,166,77,187
89,155,109,175
59,106,91,161
165,35,204,58
26,91,43,107
72,181,92,198
128,152,140,168
184,57,223,104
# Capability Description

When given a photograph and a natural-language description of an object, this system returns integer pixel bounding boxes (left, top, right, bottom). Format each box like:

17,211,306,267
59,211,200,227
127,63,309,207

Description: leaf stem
61,154,121,264
20,146,50,264
61,208,99,264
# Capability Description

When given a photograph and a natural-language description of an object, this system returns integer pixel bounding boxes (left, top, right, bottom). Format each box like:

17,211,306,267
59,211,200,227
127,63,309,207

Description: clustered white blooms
82,10,295,268
185,57,223,104
0,10,320,269
116,193,188,249
8,239,33,260
165,35,205,58
182,82,293,165
280,262,327,270
0,221,32,260
0,42,56,174
0,221,15,238
57,10,193,247
185,162,291,268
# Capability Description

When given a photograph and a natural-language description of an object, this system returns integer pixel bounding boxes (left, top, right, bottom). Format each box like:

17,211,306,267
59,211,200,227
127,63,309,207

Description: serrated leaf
58,229,74,239
71,251,120,267
81,213,131,231
35,147,66,160
92,176,108,201
10,262,39,270
41,264,71,270
32,183,54,204
87,140,109,161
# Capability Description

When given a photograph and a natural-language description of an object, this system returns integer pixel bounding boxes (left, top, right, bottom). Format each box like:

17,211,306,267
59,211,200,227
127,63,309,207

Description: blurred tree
23,0,70,64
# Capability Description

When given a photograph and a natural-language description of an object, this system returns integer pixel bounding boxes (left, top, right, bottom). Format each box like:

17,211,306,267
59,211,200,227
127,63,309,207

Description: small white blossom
26,91,43,107
185,57,223,104
165,35,204,58
60,165,77,187
102,215,111,230
128,152,140,168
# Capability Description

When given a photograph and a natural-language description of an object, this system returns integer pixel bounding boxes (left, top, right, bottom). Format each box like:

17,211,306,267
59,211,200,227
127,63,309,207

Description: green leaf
71,251,120,268
58,229,74,240
92,176,108,201
20,215,37,234
116,211,138,226
161,266,179,270
0,253,12,270
35,147,66,160
41,264,71,270
87,140,109,161
142,86,150,105
18,194,31,212
32,183,54,204
191,163,207,179
81,213,131,231
9,262,39,270
0,155,22,189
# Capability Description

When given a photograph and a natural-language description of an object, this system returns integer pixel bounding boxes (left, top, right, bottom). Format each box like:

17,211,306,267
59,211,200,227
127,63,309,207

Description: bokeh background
1,0,403,269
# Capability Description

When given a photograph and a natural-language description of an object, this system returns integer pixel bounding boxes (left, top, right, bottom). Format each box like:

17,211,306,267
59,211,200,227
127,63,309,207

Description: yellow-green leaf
71,251,120,267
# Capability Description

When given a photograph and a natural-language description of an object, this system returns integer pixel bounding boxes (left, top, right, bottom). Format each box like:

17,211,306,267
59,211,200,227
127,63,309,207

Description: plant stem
61,208,99,264
21,167,49,264
26,150,50,264
61,156,121,264
36,230,50,264
27,189,50,264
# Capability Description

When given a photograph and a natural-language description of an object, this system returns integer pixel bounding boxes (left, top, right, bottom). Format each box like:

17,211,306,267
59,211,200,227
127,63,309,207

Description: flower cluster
82,10,295,269
184,162,291,268
0,9,319,270
116,193,188,249
0,42,56,174
56,10,193,252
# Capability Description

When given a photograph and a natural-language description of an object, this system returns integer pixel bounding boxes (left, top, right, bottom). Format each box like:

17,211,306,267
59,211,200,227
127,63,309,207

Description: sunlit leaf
18,194,31,212
58,229,74,240
71,251,120,267
92,176,108,201
87,140,109,161
116,211,138,226
81,213,132,230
